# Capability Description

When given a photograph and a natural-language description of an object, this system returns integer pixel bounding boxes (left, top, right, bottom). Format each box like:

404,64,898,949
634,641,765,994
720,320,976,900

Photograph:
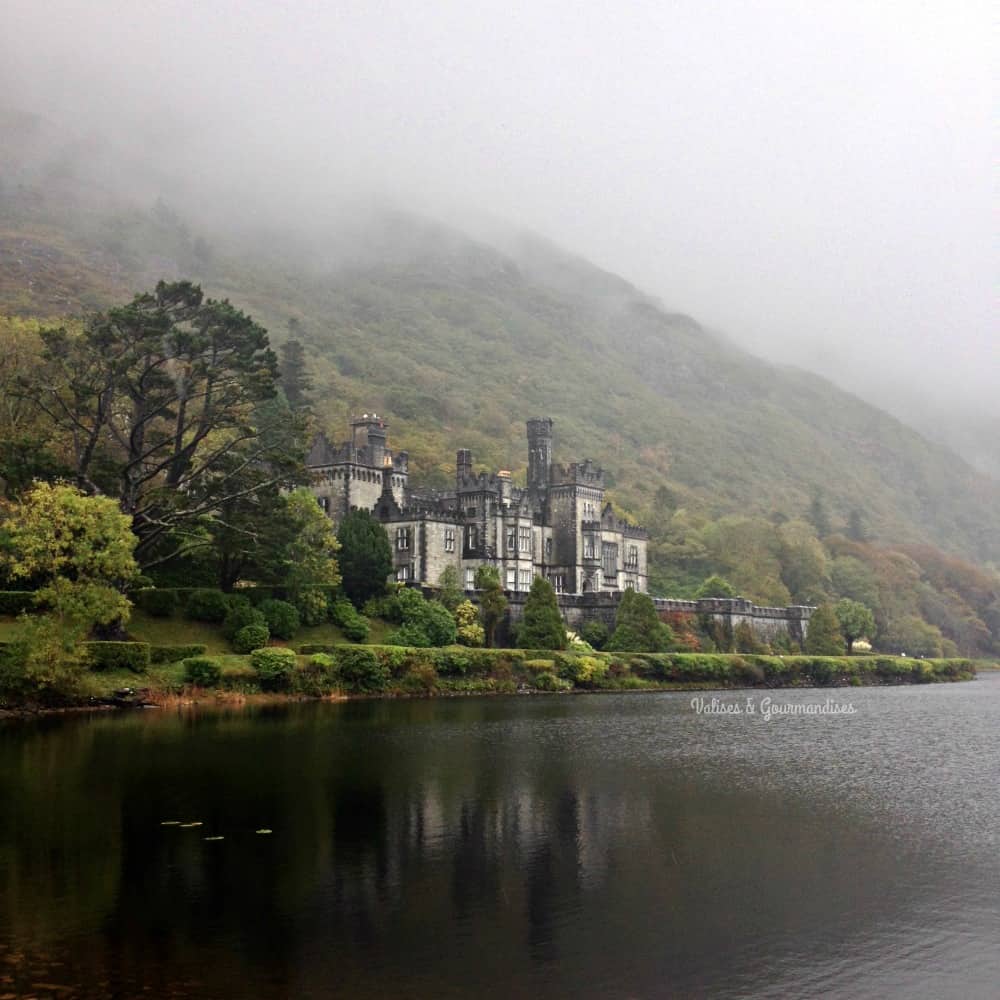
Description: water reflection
1,678,999,998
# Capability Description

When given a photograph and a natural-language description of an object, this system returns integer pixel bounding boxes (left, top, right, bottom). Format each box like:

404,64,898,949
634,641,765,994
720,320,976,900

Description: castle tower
526,418,553,491
352,414,387,467
456,448,473,486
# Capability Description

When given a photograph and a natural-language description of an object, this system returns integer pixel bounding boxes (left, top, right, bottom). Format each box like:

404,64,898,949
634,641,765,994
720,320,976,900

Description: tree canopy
337,509,393,607
606,588,673,652
518,576,566,650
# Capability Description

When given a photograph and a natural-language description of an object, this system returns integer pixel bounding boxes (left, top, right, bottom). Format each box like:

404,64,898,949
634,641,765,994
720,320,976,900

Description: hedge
82,642,151,673
184,656,222,687
150,644,208,665
0,592,37,616
250,647,297,691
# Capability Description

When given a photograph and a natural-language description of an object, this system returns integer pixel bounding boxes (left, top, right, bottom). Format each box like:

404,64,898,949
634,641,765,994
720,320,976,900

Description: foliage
0,616,88,704
249,646,296,690
606,588,673,652
134,588,178,618
474,565,507,648
81,641,150,673
803,603,846,656
258,599,300,640
436,566,464,613
734,621,767,654
279,338,313,410
329,598,370,642
0,482,139,631
292,587,331,627
454,599,485,647
222,600,267,640
233,623,270,654
184,656,222,687
0,591,36,615
184,588,229,623
335,646,390,693
27,281,283,565
579,619,609,650
694,575,736,599
276,489,342,600
149,644,207,664
518,577,567,650
834,598,876,654
336,509,391,607
879,614,945,658
385,596,456,648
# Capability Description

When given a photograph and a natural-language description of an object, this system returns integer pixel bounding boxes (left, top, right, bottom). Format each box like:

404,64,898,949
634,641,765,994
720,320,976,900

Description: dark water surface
2,675,999,999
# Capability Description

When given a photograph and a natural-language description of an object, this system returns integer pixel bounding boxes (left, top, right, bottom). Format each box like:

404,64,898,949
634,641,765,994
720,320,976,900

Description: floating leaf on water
178,822,203,828
203,836,225,842
160,821,181,826
255,829,273,835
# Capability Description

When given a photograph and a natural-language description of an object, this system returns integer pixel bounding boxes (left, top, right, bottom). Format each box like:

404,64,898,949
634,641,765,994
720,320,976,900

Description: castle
307,415,648,596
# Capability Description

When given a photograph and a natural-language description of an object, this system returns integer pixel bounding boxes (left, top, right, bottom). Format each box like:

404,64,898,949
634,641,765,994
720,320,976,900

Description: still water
2,675,999,999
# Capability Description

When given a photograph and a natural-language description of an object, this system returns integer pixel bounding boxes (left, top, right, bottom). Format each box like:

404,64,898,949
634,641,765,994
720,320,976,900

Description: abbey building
307,415,648,596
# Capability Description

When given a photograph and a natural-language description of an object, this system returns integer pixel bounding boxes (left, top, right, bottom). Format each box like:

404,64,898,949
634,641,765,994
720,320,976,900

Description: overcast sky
4,0,995,427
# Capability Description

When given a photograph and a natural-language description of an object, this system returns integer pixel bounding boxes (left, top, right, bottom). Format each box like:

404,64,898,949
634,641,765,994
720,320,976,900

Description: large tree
606,588,673,652
279,336,313,410
337,510,393,607
28,281,283,566
834,598,876,654
518,576,566,649
803,603,846,655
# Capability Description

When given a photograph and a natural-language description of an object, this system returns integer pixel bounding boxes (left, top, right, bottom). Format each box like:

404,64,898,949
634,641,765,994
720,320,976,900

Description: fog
3,1,995,465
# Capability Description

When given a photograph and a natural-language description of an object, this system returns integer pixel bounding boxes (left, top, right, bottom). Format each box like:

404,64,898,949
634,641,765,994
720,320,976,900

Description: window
466,506,477,517
396,527,410,550
544,537,553,560
465,525,478,550
396,565,411,582
602,541,618,577
506,568,516,591
317,496,330,512
465,568,475,589
519,525,531,554
444,528,456,553
506,525,517,553
626,545,639,568
625,574,638,590
583,535,596,559
551,573,565,593
519,569,532,591
583,500,596,521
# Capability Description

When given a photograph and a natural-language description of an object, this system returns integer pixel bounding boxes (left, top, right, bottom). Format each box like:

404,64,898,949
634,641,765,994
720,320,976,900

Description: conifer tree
518,576,567,650
474,565,507,648
803,602,846,655
336,510,392,608
606,588,674,652
279,336,312,410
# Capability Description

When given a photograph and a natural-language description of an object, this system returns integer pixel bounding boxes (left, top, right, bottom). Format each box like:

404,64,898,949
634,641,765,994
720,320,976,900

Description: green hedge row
150,644,207,665
81,642,151,673
0,592,37,615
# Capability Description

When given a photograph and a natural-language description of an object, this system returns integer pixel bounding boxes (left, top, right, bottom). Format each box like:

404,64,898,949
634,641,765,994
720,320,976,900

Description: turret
456,449,473,485
526,417,553,491
351,413,387,466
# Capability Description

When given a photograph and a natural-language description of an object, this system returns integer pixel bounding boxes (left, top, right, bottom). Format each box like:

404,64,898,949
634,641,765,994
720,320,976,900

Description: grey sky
4,1,996,431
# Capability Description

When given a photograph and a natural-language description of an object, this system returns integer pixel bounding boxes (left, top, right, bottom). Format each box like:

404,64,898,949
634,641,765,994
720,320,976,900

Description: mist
3,0,995,469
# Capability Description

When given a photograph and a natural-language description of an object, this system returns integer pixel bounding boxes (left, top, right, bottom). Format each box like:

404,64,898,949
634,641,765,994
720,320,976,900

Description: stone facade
308,415,649,597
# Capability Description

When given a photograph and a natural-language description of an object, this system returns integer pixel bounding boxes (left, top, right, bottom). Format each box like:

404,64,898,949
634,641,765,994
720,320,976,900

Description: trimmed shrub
293,588,330,627
579,620,609,651
223,601,267,640
82,642,151,673
184,589,229,623
295,653,339,696
336,646,390,693
133,589,178,618
184,656,222,687
259,599,301,640
532,671,571,692
0,592,37,616
250,647,297,691
233,623,270,654
330,598,370,642
150,644,207,665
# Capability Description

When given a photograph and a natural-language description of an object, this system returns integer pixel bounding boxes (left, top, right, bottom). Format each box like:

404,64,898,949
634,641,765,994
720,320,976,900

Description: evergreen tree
518,576,567,650
808,490,832,538
279,336,312,410
834,598,875,654
337,510,393,608
436,565,463,612
606,588,674,652
474,565,507,648
803,602,846,655
694,575,736,599
847,507,870,542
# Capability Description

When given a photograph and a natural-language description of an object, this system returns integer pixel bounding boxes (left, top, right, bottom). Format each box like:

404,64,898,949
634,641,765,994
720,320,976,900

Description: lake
2,675,998,999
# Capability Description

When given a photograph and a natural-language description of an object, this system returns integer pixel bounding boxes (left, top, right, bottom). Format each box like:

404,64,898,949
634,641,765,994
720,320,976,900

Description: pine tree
474,565,507,648
803,602,846,655
606,588,674,652
847,507,869,542
518,576,567,650
336,510,392,608
808,490,832,538
279,336,312,410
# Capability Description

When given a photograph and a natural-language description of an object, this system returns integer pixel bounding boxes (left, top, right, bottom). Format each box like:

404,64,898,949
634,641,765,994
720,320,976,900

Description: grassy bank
1,631,982,715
